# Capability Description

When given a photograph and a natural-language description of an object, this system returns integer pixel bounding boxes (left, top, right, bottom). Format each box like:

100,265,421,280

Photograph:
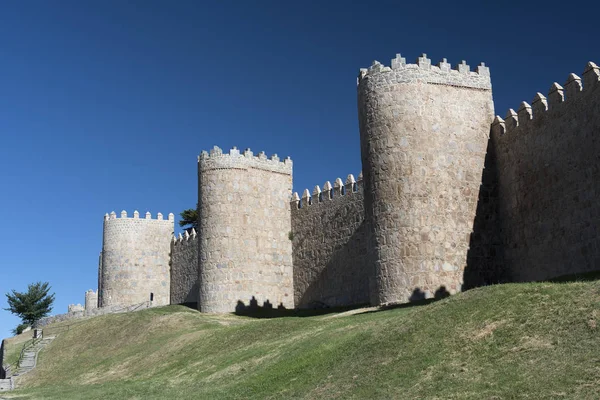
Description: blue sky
0,0,597,338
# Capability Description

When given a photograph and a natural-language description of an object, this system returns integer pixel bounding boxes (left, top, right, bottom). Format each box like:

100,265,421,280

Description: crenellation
438,58,451,72
358,52,491,90
491,116,506,137
100,209,173,308
322,181,333,200
198,145,292,175
75,52,599,319
457,60,470,74
548,82,564,107
302,189,311,207
582,61,600,90
564,73,582,99
345,174,356,193
504,109,518,133
391,53,406,70
517,102,532,125
312,185,321,205
334,178,343,197
477,62,490,77
417,53,431,69
491,62,600,282
532,93,548,117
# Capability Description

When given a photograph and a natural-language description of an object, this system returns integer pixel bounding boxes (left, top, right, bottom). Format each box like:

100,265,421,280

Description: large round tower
358,53,494,304
100,210,174,307
198,146,294,313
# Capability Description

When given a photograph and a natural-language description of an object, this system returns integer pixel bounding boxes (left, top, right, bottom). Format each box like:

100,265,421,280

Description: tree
12,323,29,336
5,282,55,326
179,203,198,231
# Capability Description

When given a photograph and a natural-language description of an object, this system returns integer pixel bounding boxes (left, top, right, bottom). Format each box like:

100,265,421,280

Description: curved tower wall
100,210,174,307
198,146,294,313
358,54,494,304
85,289,98,311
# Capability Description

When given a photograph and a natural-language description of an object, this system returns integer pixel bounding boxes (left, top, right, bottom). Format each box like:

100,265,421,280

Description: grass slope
4,280,600,399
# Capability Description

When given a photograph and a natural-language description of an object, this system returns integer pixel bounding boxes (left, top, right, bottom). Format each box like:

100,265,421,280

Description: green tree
12,323,29,336
179,203,198,231
5,282,55,326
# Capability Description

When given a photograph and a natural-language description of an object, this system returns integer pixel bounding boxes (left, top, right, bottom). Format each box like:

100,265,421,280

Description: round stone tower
100,210,174,307
198,146,294,313
357,53,494,305
85,289,98,312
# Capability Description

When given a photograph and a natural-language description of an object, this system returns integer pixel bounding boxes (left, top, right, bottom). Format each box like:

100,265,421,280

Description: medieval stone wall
84,289,98,312
291,174,370,308
357,54,495,305
170,230,199,305
198,147,294,312
490,62,600,282
100,211,174,308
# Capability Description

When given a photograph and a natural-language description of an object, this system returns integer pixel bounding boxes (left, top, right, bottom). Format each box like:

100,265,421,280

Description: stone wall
490,62,600,281
357,54,495,304
100,211,174,308
198,146,294,312
291,173,370,308
170,230,199,305
85,289,98,312
0,339,7,379
36,301,154,328
68,304,84,313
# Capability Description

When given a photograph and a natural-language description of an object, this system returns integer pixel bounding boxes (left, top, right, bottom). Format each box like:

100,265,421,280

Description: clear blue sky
0,0,597,338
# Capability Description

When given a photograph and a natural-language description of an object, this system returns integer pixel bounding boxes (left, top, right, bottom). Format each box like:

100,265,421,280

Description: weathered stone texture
84,289,98,311
198,147,294,312
291,175,370,308
67,304,84,313
492,64,600,281
170,232,199,305
358,55,495,304
100,211,174,308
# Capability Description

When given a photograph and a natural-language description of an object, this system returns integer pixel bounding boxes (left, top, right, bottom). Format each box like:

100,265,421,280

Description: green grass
3,279,600,399
3,332,35,369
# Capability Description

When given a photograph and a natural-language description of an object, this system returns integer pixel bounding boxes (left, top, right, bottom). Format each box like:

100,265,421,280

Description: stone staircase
0,377,13,391
0,335,56,392
13,336,55,377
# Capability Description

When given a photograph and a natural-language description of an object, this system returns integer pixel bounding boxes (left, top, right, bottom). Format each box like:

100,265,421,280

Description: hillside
3,279,600,399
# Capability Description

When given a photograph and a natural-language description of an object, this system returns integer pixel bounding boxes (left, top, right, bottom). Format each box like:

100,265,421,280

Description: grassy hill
3,279,600,399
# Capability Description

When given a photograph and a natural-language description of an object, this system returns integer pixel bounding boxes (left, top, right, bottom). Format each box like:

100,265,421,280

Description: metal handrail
16,337,41,369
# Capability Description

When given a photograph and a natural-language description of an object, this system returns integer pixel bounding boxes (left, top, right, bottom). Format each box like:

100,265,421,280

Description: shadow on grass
234,286,452,319
543,270,600,283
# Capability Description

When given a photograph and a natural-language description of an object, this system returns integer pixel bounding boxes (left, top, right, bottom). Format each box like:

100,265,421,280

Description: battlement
357,53,492,90
198,146,293,175
103,210,175,222
172,228,198,244
492,61,599,137
291,172,363,210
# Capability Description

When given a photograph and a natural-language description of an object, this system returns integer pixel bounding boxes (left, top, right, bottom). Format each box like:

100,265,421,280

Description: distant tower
197,146,294,312
100,210,174,307
85,289,98,312
357,54,494,304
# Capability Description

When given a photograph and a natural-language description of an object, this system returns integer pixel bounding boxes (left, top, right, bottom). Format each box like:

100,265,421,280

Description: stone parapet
170,230,199,305
490,61,600,282
100,210,173,308
358,53,491,91
199,146,292,175
291,172,370,308
198,145,294,313
358,51,495,305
